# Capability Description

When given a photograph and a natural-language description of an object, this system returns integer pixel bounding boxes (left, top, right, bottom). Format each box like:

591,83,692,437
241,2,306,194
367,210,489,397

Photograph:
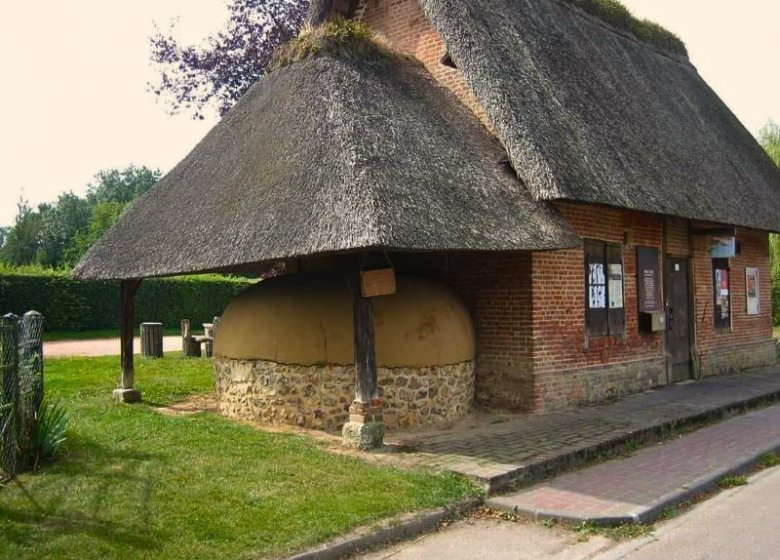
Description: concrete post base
342,421,386,450
343,400,386,449
113,388,142,404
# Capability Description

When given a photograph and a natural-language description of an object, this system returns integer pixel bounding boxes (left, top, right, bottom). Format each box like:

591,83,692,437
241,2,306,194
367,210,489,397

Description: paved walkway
390,366,780,492
488,402,780,525
44,336,181,357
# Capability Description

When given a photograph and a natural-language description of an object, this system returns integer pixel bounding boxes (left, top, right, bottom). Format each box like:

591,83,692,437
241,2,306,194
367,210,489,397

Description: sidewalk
488,402,780,525
44,336,181,357
390,366,780,492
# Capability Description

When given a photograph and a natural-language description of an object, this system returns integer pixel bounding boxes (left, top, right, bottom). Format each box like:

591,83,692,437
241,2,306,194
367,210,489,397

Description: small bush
759,452,779,468
270,16,394,70
27,400,68,471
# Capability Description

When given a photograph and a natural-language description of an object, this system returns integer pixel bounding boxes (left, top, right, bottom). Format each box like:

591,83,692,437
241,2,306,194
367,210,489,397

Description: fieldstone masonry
213,357,475,431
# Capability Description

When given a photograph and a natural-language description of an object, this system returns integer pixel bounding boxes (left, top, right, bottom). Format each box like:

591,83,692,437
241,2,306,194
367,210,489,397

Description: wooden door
666,258,691,383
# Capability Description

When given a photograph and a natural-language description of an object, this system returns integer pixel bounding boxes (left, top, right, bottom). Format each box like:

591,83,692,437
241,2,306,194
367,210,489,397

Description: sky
1,0,779,227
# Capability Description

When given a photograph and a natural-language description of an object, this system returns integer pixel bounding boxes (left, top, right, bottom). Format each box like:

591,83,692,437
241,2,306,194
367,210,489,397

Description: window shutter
585,242,608,337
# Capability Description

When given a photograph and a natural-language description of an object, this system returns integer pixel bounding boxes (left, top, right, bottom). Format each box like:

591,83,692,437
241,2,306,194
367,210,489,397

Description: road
598,466,780,560
358,467,780,560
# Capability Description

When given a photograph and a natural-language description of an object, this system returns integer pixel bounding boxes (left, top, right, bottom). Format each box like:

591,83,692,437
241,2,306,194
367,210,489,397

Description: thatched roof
421,0,780,231
74,49,579,280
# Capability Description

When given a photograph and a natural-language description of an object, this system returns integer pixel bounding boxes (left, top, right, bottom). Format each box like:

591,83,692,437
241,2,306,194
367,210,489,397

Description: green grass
0,355,477,560
717,474,748,488
44,328,182,342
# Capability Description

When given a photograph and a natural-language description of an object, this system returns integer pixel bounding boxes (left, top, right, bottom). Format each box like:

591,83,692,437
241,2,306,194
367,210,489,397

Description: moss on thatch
566,0,686,56
271,17,393,71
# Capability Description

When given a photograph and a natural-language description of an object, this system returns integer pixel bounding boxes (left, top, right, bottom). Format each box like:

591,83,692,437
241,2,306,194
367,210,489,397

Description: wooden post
140,322,163,358
342,254,385,449
114,280,142,403
1,314,19,479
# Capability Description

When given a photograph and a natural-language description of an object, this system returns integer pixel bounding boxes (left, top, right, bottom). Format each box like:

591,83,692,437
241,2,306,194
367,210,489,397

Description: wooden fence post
0,314,19,479
140,322,163,358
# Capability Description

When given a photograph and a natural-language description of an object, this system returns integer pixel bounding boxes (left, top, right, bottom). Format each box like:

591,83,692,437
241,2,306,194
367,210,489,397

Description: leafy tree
86,166,161,205
149,0,308,119
760,120,780,324
36,192,92,267
63,202,126,266
0,199,44,266
0,227,8,249
759,121,780,166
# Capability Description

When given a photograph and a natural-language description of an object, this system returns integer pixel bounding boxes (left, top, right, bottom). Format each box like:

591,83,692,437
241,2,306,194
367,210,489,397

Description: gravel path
44,336,181,357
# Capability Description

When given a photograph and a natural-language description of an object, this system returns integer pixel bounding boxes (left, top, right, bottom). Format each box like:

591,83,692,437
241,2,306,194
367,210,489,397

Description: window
585,241,625,337
713,258,731,330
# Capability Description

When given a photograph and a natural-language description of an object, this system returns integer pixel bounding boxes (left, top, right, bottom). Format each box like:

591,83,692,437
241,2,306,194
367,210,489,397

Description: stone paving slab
487,402,780,525
389,366,780,492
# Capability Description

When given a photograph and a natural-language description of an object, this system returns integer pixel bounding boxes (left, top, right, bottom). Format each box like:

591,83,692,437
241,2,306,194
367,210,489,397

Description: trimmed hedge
0,269,254,332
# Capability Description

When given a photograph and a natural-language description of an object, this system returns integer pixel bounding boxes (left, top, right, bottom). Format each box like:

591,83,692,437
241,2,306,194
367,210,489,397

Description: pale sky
0,0,778,227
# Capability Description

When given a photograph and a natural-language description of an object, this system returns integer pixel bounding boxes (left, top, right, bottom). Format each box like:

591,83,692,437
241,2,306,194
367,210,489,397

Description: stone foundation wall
213,357,475,431
698,340,777,378
532,358,667,413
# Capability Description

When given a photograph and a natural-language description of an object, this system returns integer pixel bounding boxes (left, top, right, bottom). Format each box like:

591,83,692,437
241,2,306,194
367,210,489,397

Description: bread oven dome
213,273,476,430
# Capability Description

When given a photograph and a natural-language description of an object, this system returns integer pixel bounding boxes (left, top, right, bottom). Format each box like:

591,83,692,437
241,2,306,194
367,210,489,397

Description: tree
759,120,780,324
36,192,92,267
759,121,780,166
86,166,161,205
63,202,126,266
0,199,44,266
149,0,308,119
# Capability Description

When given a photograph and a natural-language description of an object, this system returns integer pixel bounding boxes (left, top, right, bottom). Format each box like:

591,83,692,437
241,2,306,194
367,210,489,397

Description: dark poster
637,247,661,313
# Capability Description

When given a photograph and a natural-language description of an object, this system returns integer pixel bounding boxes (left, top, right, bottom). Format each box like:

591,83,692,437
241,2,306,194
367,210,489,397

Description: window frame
584,240,625,338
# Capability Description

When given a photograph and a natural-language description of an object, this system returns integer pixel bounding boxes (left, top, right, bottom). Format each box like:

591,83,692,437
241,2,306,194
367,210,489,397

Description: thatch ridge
75,51,579,280
421,0,780,231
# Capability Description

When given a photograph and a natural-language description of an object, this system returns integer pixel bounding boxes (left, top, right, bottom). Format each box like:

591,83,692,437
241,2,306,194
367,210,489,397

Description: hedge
0,268,255,332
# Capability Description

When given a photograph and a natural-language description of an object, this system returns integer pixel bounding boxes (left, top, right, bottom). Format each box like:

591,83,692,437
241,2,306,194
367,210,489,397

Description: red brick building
76,0,780,440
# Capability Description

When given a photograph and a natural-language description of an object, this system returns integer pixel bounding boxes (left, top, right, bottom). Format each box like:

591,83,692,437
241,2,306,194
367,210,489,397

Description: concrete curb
486,441,780,526
284,498,481,560
482,386,780,494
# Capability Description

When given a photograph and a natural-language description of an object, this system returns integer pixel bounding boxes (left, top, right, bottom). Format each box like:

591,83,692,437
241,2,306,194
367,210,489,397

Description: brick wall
394,252,534,410
356,0,493,128
692,227,775,377
530,203,667,410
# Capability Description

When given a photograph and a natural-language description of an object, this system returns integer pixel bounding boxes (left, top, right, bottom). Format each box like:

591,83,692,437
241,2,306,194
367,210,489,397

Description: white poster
588,264,606,308
608,264,624,309
746,267,760,316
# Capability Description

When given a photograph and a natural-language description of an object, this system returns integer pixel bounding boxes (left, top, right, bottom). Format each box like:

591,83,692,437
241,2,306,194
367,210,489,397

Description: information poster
608,264,624,309
746,267,760,315
715,269,730,320
636,247,661,313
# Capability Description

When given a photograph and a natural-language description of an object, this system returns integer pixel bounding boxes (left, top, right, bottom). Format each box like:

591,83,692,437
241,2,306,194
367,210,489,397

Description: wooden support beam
114,279,142,403
352,259,378,404
342,254,385,449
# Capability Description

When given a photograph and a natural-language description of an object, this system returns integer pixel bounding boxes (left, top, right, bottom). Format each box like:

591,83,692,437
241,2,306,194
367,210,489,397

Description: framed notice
636,247,661,313
746,267,760,315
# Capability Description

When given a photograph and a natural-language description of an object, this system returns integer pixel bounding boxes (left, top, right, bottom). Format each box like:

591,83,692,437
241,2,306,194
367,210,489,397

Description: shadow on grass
1,432,165,551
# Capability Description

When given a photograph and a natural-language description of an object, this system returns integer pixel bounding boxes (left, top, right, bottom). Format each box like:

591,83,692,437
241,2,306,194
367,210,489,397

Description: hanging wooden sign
361,268,396,298
636,246,661,313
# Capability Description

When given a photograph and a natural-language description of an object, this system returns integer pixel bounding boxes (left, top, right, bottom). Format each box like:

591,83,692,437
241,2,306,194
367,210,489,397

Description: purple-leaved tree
149,0,309,120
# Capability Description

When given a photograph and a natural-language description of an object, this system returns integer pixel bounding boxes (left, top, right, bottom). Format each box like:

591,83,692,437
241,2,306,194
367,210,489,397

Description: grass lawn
0,355,477,560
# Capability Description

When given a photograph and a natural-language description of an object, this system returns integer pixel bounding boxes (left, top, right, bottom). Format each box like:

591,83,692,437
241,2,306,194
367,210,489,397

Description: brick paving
388,366,780,492
487,402,780,525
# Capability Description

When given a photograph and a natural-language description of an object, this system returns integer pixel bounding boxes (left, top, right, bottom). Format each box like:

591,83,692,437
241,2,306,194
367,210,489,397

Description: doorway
666,257,692,383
